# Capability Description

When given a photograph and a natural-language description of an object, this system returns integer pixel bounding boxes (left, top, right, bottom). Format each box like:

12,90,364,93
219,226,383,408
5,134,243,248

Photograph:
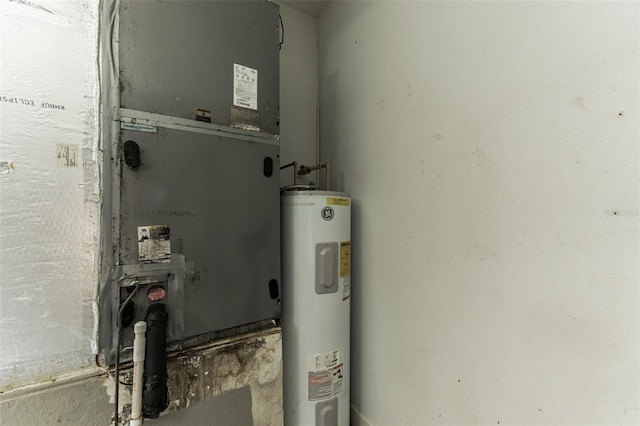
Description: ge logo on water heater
321,206,335,221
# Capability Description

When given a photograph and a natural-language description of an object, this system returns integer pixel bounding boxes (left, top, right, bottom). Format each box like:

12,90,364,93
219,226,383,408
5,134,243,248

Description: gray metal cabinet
119,128,280,338
100,0,280,363
119,0,280,134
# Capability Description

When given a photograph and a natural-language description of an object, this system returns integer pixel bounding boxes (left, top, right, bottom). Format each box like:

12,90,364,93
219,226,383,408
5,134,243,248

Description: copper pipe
325,163,330,191
297,163,330,191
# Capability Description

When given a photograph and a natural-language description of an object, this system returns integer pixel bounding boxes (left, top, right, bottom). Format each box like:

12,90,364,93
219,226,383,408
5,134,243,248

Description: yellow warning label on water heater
340,241,351,278
327,197,349,206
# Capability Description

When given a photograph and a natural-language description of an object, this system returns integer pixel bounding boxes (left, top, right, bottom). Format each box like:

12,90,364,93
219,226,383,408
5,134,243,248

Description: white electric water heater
281,190,351,426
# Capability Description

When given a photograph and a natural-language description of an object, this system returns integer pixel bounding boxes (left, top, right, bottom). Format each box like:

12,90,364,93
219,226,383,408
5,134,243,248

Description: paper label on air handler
233,64,258,110
137,225,171,264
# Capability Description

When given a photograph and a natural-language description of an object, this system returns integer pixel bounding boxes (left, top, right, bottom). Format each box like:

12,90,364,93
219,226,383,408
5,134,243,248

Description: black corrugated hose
142,303,169,419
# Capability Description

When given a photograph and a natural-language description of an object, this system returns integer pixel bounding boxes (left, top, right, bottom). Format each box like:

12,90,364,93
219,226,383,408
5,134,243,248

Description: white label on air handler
121,122,158,133
137,225,171,264
307,348,344,401
233,63,258,110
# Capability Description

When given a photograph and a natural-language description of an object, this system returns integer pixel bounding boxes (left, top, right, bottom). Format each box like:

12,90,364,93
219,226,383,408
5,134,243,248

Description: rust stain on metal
230,105,260,131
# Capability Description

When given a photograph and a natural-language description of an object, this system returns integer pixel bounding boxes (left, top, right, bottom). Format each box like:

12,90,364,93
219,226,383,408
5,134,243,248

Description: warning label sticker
137,225,171,264
327,197,349,206
342,277,351,301
308,349,344,401
340,241,351,278
233,63,258,110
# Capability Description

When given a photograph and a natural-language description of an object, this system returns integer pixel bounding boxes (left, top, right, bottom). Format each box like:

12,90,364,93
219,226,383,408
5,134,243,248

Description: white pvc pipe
130,321,147,426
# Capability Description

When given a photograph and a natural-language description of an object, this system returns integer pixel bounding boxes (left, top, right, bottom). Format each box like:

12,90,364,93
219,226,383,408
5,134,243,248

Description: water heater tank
281,190,351,426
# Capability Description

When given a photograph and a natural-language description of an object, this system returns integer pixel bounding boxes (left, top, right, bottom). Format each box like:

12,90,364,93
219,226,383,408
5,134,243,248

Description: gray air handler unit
98,0,281,421
282,191,352,426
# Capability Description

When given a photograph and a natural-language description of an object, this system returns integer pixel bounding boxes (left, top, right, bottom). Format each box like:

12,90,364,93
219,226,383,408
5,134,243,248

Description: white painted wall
278,4,319,187
319,2,639,425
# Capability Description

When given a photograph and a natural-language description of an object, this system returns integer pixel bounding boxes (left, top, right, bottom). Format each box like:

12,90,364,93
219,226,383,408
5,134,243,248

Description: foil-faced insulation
0,0,100,390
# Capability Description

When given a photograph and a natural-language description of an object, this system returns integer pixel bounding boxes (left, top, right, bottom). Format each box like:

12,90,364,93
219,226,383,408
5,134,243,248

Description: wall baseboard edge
351,403,375,426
